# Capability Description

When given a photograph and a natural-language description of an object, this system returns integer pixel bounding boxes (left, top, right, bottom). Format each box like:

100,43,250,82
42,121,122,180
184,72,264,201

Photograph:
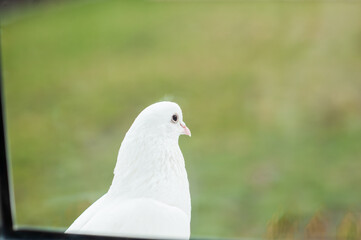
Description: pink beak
180,122,191,137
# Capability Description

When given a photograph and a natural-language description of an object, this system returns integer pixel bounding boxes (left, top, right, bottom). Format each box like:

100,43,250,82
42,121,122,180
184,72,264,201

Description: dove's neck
108,135,191,217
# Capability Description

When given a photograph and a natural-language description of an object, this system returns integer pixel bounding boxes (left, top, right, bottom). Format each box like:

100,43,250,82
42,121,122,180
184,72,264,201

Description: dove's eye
171,114,178,123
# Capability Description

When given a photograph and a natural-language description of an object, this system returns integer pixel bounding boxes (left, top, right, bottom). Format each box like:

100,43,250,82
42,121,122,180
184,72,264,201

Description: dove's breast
110,136,191,217
67,197,190,239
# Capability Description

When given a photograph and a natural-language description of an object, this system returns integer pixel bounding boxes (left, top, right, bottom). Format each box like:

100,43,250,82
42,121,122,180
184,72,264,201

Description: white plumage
66,101,192,239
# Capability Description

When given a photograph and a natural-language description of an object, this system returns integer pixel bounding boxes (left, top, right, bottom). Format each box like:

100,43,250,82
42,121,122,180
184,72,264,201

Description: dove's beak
180,122,191,137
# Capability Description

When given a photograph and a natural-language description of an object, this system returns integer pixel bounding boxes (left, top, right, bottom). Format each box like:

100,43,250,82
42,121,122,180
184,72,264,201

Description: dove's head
126,101,191,140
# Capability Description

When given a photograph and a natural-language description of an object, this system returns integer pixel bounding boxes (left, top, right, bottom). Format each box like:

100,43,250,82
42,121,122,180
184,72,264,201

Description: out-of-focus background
1,0,361,238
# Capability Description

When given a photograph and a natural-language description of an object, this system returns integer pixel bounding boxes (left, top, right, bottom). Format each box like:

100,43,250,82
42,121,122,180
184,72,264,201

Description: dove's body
66,102,191,239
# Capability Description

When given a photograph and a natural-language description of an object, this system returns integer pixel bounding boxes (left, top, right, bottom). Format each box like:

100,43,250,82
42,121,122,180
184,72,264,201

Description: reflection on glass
1,0,361,239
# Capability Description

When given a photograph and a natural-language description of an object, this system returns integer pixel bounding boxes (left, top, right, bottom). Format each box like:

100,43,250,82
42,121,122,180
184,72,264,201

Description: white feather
66,102,191,239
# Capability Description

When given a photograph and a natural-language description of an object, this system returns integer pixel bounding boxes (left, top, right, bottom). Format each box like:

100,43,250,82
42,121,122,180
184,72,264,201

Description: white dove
66,101,192,239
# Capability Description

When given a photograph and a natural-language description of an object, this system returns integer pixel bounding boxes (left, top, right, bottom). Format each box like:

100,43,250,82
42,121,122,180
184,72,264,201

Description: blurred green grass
1,0,361,238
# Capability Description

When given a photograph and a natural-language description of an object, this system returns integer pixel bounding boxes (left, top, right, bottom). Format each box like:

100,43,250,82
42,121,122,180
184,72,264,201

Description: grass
1,0,361,238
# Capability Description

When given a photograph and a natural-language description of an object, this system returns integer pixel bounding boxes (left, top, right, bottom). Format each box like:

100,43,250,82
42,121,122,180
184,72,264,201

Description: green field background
1,0,361,238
